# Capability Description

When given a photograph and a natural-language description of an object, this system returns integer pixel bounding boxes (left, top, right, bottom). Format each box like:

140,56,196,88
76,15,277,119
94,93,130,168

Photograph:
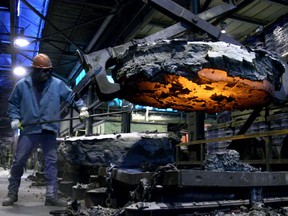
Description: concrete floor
0,168,66,216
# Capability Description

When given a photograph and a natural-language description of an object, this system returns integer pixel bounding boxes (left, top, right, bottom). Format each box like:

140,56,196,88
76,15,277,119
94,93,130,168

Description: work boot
45,197,67,207
45,185,67,207
2,192,18,206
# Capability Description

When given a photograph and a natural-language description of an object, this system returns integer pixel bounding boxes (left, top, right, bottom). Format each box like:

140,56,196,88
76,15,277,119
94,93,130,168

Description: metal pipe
23,110,133,127
0,110,134,130
85,85,93,135
191,0,199,15
68,7,117,81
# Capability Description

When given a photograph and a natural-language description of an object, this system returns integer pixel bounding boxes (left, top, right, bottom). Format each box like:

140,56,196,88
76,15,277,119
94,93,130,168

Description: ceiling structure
0,0,287,136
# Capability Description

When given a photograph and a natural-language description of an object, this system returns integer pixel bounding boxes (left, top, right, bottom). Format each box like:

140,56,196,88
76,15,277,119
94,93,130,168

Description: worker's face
32,68,53,81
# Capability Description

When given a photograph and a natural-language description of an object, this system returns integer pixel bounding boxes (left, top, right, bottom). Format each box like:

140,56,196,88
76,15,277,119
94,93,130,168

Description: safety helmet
32,53,53,69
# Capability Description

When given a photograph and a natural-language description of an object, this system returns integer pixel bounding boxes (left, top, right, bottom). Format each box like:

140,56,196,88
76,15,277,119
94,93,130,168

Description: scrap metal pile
53,147,288,216
204,149,260,172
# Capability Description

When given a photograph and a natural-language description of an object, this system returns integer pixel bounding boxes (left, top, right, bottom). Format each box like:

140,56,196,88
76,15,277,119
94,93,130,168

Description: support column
85,85,93,136
121,100,131,133
187,112,205,161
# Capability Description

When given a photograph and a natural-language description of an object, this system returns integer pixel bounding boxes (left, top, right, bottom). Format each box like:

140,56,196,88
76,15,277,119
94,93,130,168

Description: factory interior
0,0,288,215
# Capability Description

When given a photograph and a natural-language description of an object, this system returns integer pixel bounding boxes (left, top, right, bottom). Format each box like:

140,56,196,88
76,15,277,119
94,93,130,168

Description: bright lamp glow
220,22,227,34
14,37,29,47
14,66,27,76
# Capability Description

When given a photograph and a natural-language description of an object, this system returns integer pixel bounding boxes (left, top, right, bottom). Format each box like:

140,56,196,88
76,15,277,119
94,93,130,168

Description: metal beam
30,13,116,45
146,0,242,46
111,168,288,187
68,6,117,81
230,14,268,26
227,107,263,151
180,169,288,187
200,0,212,12
21,0,84,53
9,0,16,71
148,19,173,28
60,0,115,10
266,0,288,6
135,1,237,43
212,0,254,25
125,9,157,42
198,1,237,21
177,128,288,146
112,4,150,44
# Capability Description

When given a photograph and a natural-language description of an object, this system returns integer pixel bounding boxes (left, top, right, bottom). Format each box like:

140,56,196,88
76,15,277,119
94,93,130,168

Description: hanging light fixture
14,28,29,47
220,22,227,34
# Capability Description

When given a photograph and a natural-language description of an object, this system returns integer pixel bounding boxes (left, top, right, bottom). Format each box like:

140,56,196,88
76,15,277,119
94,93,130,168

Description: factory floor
0,168,66,216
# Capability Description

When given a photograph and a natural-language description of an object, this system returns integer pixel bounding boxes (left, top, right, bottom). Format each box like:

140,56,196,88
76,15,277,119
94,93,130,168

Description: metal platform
111,168,288,187
125,197,288,216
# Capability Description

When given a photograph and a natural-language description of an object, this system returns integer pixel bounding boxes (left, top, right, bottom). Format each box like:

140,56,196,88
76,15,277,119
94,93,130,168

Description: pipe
68,7,117,81
23,110,133,127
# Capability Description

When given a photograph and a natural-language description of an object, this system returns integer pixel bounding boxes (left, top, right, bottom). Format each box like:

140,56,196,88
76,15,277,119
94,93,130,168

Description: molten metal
118,70,273,113
112,40,285,113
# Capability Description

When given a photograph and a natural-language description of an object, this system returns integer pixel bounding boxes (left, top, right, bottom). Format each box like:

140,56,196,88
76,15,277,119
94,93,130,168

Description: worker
2,53,89,207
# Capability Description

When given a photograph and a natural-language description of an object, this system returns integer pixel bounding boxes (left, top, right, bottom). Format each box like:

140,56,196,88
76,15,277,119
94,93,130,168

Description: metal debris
204,150,260,172
55,200,119,216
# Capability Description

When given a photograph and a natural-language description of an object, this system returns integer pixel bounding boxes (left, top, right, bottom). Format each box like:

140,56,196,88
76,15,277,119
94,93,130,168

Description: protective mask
32,68,53,82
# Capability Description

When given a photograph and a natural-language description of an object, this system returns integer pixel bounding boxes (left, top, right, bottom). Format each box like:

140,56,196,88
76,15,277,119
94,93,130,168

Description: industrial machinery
74,0,288,165
60,0,288,215
75,0,286,113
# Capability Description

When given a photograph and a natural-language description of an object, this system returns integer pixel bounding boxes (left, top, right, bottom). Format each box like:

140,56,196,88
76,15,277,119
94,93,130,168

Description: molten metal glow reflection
121,69,274,113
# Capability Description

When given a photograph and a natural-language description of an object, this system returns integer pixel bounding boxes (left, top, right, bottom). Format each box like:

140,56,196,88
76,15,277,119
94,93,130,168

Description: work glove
79,107,89,122
11,119,22,130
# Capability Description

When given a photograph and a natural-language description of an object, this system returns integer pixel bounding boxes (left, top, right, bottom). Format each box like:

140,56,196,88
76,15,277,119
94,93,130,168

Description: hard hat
32,53,53,69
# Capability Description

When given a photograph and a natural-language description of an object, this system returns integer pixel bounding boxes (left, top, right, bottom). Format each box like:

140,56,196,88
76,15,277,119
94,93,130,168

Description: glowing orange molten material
123,69,274,113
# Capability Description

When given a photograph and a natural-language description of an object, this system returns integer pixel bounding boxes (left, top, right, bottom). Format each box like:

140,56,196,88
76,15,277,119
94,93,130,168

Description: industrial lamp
220,22,227,34
14,28,29,47
13,66,27,76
